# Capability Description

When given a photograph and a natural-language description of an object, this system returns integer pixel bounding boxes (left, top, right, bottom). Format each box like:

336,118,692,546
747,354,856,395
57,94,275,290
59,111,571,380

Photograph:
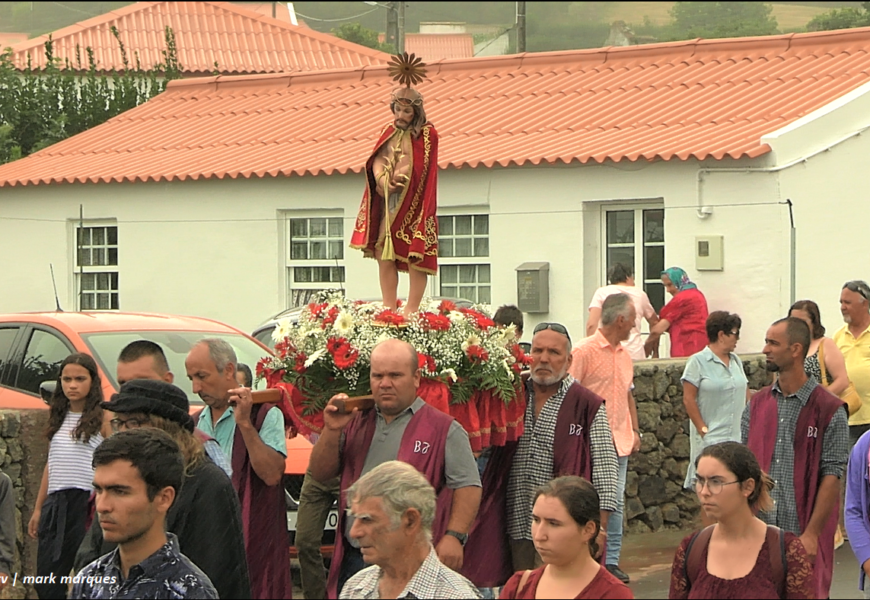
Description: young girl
500,476,633,599
28,353,104,599
669,442,815,599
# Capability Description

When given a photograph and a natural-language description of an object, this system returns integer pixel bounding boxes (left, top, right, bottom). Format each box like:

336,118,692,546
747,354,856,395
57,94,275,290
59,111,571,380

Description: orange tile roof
3,27,870,187
9,1,387,75
379,33,474,61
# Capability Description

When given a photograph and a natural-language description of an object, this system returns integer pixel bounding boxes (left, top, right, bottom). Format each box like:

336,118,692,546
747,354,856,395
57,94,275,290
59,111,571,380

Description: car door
0,325,24,389
0,324,76,409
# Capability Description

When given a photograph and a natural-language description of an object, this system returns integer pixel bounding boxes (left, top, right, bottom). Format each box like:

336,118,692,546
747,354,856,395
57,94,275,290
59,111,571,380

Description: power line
49,2,104,17
294,7,380,23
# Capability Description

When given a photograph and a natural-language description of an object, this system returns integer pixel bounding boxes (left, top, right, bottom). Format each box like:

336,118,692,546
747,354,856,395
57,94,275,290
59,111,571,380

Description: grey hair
198,338,237,373
347,461,435,542
600,293,633,326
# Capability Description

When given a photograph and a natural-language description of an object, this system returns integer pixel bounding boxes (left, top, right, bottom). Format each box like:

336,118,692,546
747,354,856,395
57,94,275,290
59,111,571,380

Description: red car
0,311,331,551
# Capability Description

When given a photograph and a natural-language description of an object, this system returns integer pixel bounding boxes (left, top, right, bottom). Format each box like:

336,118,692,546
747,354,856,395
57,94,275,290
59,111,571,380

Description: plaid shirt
339,545,481,599
507,376,619,541
741,378,849,534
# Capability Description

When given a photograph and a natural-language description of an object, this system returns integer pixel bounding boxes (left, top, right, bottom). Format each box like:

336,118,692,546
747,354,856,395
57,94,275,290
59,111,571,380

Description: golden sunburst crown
388,52,427,88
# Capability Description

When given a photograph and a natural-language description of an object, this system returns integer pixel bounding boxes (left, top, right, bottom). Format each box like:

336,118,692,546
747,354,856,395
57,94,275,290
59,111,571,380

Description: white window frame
71,220,119,311
282,211,346,308
434,211,491,306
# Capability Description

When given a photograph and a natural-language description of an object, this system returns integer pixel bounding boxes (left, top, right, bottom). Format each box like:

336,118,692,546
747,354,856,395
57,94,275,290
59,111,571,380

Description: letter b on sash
414,440,431,454
569,424,583,436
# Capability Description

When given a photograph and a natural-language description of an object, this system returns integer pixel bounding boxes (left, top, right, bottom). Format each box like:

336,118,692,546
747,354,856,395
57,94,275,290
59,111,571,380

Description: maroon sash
747,384,844,600
326,402,454,598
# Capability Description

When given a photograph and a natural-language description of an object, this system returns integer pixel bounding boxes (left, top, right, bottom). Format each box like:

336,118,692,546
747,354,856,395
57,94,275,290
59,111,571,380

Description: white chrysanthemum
304,348,326,368
461,333,482,352
502,359,512,374
272,318,293,342
442,368,458,382
333,311,354,335
448,311,465,324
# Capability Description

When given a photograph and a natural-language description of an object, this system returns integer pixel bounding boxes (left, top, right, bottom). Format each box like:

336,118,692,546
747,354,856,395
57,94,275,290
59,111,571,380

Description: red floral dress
668,531,815,599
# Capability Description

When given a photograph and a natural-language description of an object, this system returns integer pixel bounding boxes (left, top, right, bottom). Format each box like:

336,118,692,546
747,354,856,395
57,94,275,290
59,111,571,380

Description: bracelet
633,428,641,435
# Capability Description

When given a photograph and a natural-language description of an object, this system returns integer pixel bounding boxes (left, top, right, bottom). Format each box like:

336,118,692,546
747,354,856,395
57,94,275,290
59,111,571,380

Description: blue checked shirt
741,378,849,534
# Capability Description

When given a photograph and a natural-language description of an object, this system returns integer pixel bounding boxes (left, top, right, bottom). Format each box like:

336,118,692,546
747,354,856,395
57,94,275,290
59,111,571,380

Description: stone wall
624,354,772,535
0,410,49,600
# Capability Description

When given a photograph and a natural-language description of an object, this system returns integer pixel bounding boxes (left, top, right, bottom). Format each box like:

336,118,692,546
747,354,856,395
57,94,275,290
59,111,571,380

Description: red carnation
322,305,340,327
466,345,489,363
417,352,427,370
327,337,347,356
334,344,360,369
420,312,450,332
375,309,405,326
274,340,295,359
309,302,328,318
474,315,495,330
256,357,271,379
438,300,456,314
427,355,437,373
294,353,307,373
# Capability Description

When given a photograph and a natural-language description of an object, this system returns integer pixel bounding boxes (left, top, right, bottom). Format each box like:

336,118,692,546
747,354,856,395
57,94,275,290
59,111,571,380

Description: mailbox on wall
516,262,549,313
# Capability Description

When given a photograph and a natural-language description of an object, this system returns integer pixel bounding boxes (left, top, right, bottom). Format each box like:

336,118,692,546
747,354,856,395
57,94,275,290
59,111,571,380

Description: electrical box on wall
516,262,549,313
695,235,724,271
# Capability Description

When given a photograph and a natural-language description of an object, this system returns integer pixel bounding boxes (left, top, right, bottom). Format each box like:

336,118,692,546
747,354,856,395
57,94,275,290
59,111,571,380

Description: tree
0,26,182,163
668,2,779,40
331,23,393,52
807,3,870,32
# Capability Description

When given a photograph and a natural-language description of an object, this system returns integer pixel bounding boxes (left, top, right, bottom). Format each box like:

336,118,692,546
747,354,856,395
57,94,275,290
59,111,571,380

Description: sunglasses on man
844,280,870,301
533,322,572,345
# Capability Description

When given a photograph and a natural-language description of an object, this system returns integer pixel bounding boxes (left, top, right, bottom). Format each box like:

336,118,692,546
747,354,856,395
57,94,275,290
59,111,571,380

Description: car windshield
81,331,270,404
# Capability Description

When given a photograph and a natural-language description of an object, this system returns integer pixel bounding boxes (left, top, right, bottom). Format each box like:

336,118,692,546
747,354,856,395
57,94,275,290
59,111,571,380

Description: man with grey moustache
461,322,619,588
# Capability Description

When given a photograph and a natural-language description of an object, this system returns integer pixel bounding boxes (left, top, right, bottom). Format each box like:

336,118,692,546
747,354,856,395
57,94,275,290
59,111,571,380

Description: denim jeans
606,455,629,566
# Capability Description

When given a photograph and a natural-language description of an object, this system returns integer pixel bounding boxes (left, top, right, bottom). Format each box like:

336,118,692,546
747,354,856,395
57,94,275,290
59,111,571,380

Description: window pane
459,265,476,283
78,228,90,245
310,218,327,237
478,286,491,304
97,293,110,310
110,272,119,289
607,247,634,271
646,282,665,313
290,219,307,238
78,249,91,267
478,264,491,283
607,211,634,244
644,246,665,281
328,218,342,238
107,227,118,245
314,267,331,282
455,216,472,235
310,241,327,260
97,273,109,289
473,238,489,257
460,286,477,300
82,274,96,291
438,216,453,236
474,215,489,235
441,285,457,297
331,267,345,282
107,248,118,266
294,267,311,283
644,209,664,243
454,238,472,257
291,242,308,260
81,294,95,310
93,227,105,245
17,330,72,393
439,240,453,258
441,266,457,284
110,293,119,310
93,248,105,266
329,241,344,260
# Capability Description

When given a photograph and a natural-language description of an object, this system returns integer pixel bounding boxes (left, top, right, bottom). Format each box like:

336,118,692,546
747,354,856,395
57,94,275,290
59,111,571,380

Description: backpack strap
683,525,715,590
766,525,787,599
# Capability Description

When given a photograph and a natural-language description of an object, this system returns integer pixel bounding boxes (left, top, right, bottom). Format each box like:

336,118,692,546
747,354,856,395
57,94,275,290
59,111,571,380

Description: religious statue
350,53,439,316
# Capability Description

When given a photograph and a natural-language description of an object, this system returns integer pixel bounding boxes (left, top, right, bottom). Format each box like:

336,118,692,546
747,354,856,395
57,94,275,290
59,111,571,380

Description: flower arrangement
257,291,531,417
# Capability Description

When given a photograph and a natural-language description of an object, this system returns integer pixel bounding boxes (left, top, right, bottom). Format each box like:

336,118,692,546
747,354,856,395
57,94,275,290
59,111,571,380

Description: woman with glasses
75,379,251,600
29,353,105,599
500,476,632,599
681,312,749,526
645,267,709,358
669,441,815,599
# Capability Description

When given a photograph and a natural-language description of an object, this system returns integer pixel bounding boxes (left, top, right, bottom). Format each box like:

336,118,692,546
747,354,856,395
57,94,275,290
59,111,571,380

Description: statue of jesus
350,54,438,316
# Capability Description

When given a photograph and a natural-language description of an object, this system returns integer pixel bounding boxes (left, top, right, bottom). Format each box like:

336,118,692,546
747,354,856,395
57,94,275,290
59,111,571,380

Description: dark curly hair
46,353,104,443
705,311,742,344
696,442,774,512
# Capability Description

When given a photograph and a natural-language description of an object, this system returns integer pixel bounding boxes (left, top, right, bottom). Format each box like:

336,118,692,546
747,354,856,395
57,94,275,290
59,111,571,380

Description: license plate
287,509,339,532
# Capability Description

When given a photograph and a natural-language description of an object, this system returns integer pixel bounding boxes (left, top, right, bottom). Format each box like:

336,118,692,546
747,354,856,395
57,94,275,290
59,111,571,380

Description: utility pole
516,1,526,53
397,1,405,54
386,2,399,53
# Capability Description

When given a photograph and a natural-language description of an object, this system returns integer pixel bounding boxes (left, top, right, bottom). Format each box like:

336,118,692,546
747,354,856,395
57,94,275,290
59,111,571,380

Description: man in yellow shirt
833,280,870,445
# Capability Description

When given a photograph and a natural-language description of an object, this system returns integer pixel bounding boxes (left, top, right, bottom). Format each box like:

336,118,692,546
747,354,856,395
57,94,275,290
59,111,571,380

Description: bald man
310,339,482,597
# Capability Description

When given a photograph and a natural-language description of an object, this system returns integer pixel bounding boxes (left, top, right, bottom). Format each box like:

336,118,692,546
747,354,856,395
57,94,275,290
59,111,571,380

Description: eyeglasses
533,322,572,344
110,416,150,433
844,280,870,301
726,330,740,339
692,477,741,495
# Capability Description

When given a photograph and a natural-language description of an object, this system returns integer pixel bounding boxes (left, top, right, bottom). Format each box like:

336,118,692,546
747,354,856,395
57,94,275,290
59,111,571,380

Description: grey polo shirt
344,397,481,544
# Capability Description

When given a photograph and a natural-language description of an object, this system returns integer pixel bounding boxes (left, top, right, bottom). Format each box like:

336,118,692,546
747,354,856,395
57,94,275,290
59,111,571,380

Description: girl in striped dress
28,353,104,599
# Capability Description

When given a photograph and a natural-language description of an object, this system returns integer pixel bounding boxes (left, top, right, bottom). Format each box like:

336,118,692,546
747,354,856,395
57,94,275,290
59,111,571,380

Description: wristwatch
445,530,468,546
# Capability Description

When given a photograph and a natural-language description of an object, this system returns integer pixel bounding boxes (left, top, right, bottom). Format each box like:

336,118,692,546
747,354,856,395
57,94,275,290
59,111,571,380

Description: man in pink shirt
570,292,641,584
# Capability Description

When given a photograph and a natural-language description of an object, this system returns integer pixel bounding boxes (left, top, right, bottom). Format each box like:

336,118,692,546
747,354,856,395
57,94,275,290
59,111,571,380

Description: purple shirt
845,429,870,589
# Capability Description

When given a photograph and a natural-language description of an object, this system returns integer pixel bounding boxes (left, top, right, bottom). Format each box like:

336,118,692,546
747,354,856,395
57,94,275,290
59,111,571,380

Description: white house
2,27,870,352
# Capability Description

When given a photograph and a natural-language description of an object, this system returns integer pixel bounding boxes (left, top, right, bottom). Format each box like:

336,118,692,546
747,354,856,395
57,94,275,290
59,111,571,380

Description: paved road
624,528,863,599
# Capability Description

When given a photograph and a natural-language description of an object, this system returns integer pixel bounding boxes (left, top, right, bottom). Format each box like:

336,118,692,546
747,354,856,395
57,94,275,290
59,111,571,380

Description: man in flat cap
74,380,251,599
